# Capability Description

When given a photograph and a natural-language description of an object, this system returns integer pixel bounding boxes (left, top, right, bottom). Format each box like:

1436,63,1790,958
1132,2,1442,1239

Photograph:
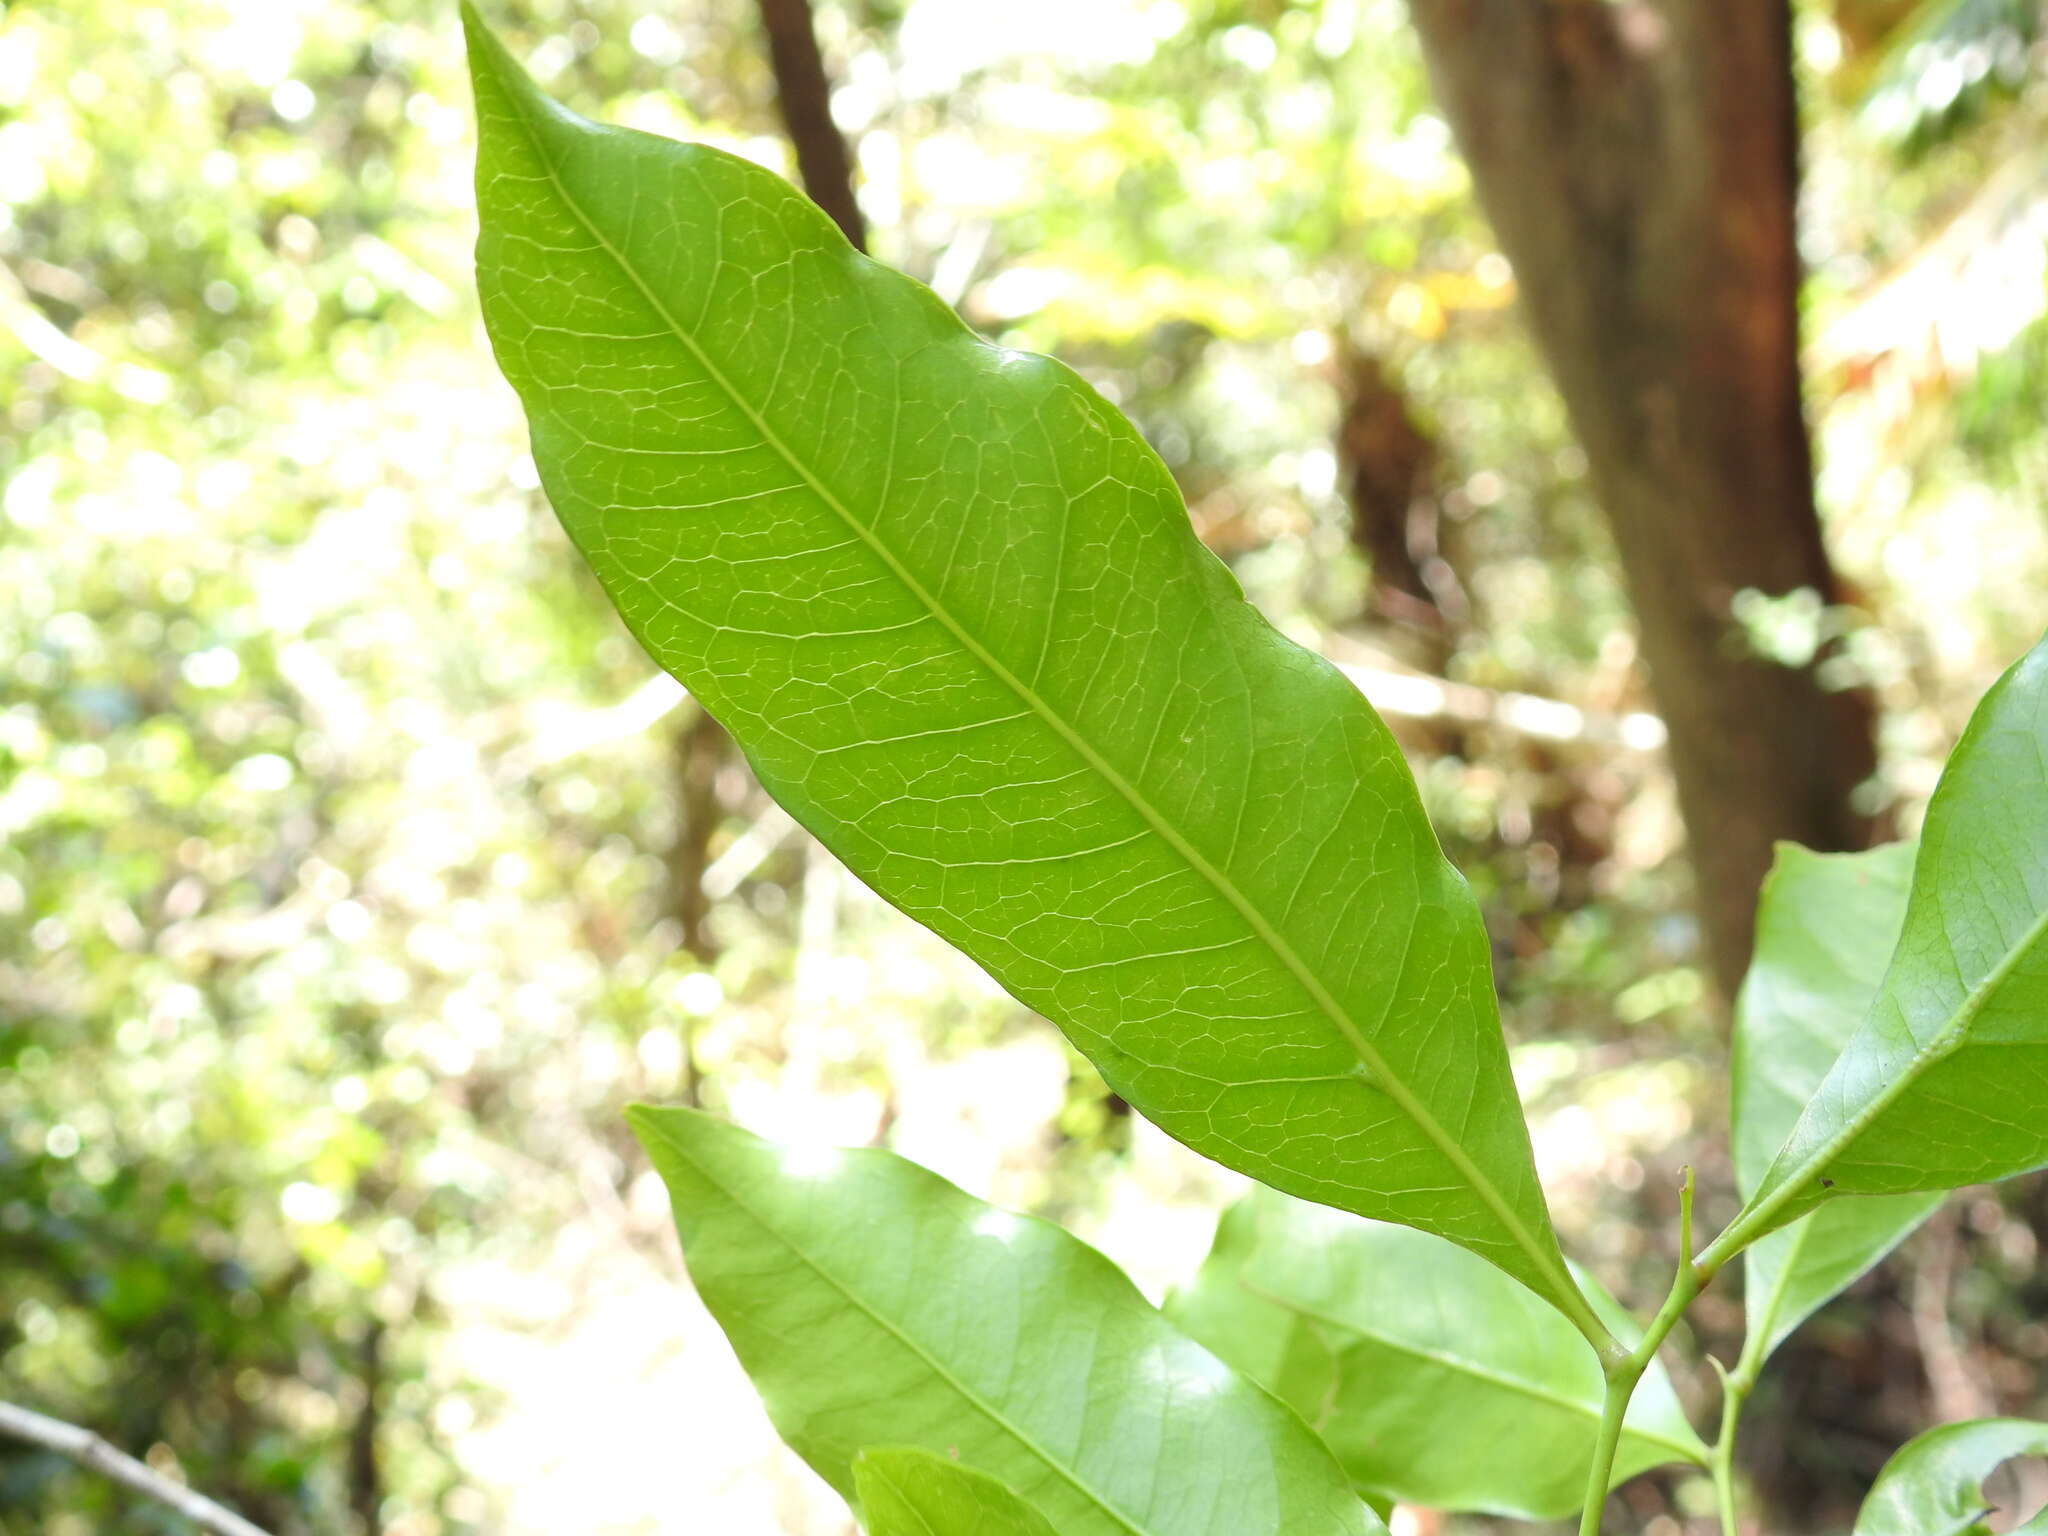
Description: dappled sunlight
441,1249,854,1535
8,0,2048,1532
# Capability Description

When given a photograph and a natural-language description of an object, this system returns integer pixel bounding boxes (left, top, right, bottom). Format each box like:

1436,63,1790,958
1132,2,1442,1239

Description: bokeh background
4,0,2048,1532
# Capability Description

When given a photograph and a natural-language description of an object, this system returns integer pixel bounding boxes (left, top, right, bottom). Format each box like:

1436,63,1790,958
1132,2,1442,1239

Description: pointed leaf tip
458,2,493,63
459,2,546,117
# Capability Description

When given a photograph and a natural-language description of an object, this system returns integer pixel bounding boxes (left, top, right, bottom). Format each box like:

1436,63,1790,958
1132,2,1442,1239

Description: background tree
1404,0,1880,997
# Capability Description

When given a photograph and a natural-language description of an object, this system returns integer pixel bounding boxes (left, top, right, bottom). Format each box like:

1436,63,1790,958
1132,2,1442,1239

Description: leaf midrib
1736,894,2048,1246
639,1115,1149,1536
490,76,1580,1320
871,1473,945,1536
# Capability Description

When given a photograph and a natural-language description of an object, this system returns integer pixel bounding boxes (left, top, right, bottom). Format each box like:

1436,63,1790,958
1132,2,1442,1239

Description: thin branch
0,1400,274,1536
753,0,867,251
1578,1210,1707,1536
670,704,735,962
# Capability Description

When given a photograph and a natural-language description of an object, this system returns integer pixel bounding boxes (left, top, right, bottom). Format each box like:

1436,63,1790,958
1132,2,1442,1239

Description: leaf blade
1853,1419,2048,1536
1732,633,2048,1243
630,1106,1377,1536
1166,1189,1704,1520
1730,842,1943,1356
464,10,1592,1330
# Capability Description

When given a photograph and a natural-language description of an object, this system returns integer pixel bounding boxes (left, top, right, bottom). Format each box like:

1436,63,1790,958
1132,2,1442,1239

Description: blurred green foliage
4,0,2048,1532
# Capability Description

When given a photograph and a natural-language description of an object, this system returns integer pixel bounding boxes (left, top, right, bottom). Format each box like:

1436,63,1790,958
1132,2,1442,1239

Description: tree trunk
1404,0,1880,997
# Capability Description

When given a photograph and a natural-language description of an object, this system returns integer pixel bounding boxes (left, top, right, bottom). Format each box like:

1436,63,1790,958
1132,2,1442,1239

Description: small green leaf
628,1107,1380,1536
1734,633,2048,1242
1165,1189,1705,1520
853,1448,1061,1536
1853,1419,2048,1536
1730,842,1942,1358
464,9,1597,1337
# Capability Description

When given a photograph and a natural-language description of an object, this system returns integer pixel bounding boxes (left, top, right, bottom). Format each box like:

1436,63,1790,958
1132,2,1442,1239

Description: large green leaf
629,1106,1382,1536
464,10,1597,1335
1853,1419,2048,1536
1730,842,1943,1358
1165,1188,1705,1520
1728,634,2048,1248
853,1449,1062,1536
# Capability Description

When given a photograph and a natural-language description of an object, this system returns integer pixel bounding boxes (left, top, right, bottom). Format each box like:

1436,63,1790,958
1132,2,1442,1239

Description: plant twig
1704,1353,1744,1536
0,1400,274,1536
753,0,866,251
1578,1357,1644,1536
1579,1171,1705,1536
1700,1221,1784,1536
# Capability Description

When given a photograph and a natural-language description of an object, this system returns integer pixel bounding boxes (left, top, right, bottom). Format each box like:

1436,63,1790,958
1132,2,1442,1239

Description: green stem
1578,1171,1707,1536
1713,1446,1739,1536
1696,1202,1774,1282
1578,1354,1647,1536
1708,1364,1742,1535
1707,1322,1770,1536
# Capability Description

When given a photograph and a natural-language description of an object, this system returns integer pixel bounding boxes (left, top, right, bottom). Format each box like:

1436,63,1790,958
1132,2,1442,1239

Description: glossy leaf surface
465,11,1590,1328
1853,1418,2048,1536
1738,634,2048,1240
629,1106,1380,1536
1730,842,1942,1357
1165,1188,1705,1520
854,1449,1061,1536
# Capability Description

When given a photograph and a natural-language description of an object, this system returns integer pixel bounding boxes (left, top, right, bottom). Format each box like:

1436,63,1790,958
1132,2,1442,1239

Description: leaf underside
630,1107,1381,1536
1742,632,2048,1238
464,10,1585,1321
1730,842,1942,1358
1853,1418,2048,1536
1168,1189,1704,1521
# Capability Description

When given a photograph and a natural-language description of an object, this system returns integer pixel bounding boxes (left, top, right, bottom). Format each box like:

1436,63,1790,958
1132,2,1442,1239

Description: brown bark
666,707,731,1109
346,1321,381,1533
753,0,866,251
1336,346,1451,639
1404,0,1880,996
668,706,731,964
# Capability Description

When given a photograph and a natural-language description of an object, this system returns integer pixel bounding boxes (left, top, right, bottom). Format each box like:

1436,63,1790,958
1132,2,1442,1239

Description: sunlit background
6,0,2048,1532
